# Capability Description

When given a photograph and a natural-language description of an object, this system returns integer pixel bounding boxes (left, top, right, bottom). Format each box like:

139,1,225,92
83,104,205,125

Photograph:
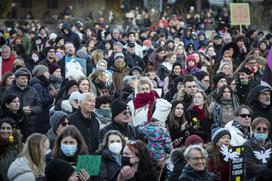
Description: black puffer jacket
179,164,215,181
94,149,121,181
243,138,272,181
62,22,81,50
70,109,100,153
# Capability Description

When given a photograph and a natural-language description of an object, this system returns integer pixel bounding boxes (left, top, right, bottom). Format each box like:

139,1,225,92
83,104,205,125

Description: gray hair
80,92,96,102
183,145,208,161
1,45,11,51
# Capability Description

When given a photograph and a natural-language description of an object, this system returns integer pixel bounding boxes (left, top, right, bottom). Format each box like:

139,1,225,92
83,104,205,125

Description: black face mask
121,156,133,167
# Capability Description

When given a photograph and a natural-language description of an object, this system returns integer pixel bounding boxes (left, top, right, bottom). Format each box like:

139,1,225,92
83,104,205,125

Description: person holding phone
117,140,157,181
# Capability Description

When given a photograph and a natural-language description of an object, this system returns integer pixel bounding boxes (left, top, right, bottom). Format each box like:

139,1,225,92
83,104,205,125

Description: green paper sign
76,155,102,176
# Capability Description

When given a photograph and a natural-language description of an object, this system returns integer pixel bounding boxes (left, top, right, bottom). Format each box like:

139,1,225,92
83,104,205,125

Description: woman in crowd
127,77,159,127
117,140,157,181
157,53,177,81
216,62,233,78
182,54,199,77
207,126,232,181
0,72,15,97
209,85,239,127
94,130,126,181
8,133,47,181
174,44,187,67
179,144,214,181
89,69,115,96
163,62,182,95
185,92,212,142
51,125,88,166
95,95,112,128
166,100,191,147
78,77,97,95
0,118,23,181
0,94,26,141
143,65,161,88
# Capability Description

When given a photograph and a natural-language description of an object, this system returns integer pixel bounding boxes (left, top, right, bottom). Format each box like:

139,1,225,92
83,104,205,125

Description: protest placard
76,155,102,176
230,146,244,181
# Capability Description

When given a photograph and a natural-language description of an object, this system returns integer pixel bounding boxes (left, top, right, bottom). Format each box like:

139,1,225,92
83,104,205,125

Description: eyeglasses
239,114,251,118
61,122,70,127
122,110,132,116
256,127,268,132
190,156,205,161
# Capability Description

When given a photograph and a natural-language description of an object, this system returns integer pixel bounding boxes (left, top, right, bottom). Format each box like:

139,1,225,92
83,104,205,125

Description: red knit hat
185,134,203,147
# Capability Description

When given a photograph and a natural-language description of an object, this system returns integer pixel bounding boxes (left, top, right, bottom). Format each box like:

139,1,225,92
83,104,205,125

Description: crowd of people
0,4,272,181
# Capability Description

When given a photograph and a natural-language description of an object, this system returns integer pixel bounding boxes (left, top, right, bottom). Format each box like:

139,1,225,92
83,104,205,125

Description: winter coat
138,121,173,161
3,83,42,136
243,138,272,181
70,109,100,153
62,23,81,50
185,107,212,143
1,55,15,78
7,156,36,181
225,120,251,146
209,100,239,127
179,164,215,181
99,121,141,143
46,128,57,149
109,65,129,92
94,149,121,181
246,85,272,137
30,76,54,133
0,130,23,181
148,52,164,70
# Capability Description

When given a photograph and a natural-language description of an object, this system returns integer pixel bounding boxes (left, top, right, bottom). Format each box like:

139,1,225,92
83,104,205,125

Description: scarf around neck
192,105,205,120
133,90,159,122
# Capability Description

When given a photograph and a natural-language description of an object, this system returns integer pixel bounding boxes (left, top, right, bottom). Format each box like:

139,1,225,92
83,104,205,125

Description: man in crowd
70,92,100,153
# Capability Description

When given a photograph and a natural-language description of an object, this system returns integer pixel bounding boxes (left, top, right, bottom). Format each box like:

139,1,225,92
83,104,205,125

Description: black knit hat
48,63,61,74
111,99,128,119
45,159,75,181
211,124,231,144
213,72,226,87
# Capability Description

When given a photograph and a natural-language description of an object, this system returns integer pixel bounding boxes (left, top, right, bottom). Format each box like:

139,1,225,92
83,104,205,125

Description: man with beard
246,85,272,138
39,46,58,68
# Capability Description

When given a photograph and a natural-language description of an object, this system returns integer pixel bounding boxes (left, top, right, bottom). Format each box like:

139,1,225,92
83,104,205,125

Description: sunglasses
122,110,132,116
239,114,251,118
256,127,268,132
61,122,70,127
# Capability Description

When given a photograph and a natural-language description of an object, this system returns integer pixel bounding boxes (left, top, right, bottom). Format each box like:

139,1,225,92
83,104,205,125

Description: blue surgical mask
254,133,268,141
61,143,77,157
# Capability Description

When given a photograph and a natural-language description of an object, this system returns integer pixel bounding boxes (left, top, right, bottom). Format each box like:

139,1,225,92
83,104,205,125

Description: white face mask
109,142,122,155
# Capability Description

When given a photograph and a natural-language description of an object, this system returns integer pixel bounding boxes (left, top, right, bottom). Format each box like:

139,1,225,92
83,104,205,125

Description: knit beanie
213,72,226,87
114,52,124,60
211,125,231,144
185,134,204,147
111,99,128,119
45,159,75,181
32,65,48,77
3,71,13,84
171,99,183,110
48,63,61,74
50,111,69,132
76,48,89,59
14,67,31,79
129,66,143,75
186,54,196,62
69,91,82,104
45,46,55,55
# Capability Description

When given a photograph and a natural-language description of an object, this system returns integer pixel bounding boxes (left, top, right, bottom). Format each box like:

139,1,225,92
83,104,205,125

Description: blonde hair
88,69,106,83
91,49,104,65
136,76,153,93
22,133,46,177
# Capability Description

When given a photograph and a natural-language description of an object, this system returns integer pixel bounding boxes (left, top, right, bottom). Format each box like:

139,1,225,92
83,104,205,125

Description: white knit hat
152,99,172,123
